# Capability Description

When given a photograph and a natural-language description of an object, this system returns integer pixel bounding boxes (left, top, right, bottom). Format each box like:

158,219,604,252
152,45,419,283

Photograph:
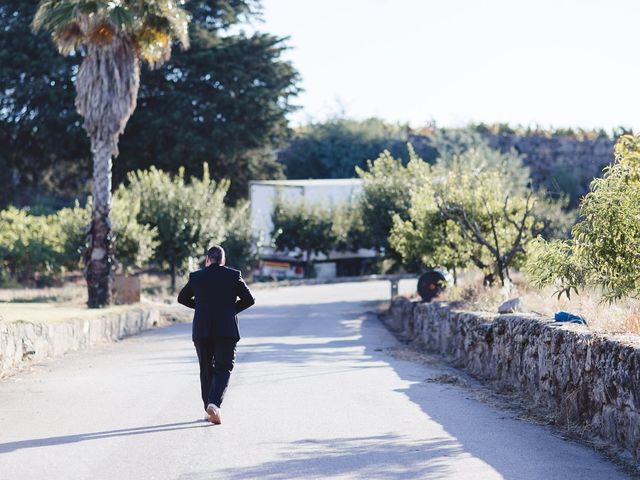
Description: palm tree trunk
86,138,113,307
76,33,140,308
170,262,177,294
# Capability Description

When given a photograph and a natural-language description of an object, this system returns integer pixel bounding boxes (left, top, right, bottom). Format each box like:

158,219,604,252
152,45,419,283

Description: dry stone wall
384,298,640,458
0,307,161,377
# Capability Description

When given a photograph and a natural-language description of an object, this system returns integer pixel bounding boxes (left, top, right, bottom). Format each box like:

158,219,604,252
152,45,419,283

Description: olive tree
271,200,336,278
526,135,640,302
127,165,229,291
391,149,540,285
355,146,430,256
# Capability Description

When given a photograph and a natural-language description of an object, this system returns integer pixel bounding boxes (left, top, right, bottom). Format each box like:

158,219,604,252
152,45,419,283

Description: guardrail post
390,279,399,300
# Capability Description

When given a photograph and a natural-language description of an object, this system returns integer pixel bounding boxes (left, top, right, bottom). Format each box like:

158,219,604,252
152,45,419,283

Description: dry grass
440,270,640,335
0,280,86,304
0,272,180,305
0,272,184,326
0,303,143,324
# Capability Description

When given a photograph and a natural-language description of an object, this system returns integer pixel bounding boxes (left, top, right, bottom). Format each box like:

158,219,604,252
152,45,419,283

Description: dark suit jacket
177,265,255,341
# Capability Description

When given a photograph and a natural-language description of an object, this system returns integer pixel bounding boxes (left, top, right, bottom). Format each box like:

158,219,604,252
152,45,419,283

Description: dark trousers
194,337,237,410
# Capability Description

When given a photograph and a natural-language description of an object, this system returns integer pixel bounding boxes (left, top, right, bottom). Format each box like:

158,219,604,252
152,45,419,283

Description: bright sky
255,0,640,130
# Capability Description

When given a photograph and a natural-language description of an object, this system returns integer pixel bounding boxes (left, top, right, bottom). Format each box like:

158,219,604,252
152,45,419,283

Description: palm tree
33,1,190,307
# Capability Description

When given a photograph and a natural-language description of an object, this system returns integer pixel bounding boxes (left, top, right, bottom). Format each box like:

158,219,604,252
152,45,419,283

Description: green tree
278,118,437,180
526,135,640,302
0,0,89,208
56,193,158,273
434,133,574,241
116,26,300,203
128,165,229,292
332,204,368,254
33,0,191,307
390,193,469,283
390,148,543,285
271,200,336,277
355,147,430,258
2,1,298,208
222,201,261,277
431,164,537,285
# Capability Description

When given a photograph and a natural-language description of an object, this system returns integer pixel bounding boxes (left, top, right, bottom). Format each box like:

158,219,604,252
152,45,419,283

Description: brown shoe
206,403,221,424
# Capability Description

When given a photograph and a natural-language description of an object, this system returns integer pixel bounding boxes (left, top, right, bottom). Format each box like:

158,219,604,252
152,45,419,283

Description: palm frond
33,0,192,65
33,1,78,32
108,5,135,30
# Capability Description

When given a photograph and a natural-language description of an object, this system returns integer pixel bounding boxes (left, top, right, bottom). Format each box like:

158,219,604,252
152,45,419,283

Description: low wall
0,307,161,377
384,298,640,458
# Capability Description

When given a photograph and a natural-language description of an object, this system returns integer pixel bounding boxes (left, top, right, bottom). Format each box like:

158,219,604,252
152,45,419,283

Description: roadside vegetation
1,3,637,331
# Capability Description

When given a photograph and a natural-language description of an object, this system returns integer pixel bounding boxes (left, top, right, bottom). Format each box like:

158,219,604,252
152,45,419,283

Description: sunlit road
0,281,629,479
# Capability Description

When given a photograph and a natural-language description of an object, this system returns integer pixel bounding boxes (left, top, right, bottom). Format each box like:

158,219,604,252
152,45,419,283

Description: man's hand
235,273,255,313
177,276,196,309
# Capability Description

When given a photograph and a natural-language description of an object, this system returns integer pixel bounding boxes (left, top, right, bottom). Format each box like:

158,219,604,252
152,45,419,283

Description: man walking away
178,245,255,424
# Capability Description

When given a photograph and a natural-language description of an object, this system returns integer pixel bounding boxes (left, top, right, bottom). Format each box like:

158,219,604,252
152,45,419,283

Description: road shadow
0,420,213,454
137,300,384,369
183,435,456,480
177,301,626,480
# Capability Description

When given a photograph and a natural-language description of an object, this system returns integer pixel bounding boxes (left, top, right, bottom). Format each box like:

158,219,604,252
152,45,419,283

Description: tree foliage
278,118,437,180
0,207,62,284
0,0,89,208
55,193,158,273
526,135,640,302
0,195,157,284
271,200,336,277
127,164,229,291
0,0,299,207
116,25,299,202
384,137,575,284
354,147,431,256
222,201,261,276
390,150,539,285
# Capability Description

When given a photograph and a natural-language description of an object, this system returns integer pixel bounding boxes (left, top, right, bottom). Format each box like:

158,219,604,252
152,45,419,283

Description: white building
249,179,375,279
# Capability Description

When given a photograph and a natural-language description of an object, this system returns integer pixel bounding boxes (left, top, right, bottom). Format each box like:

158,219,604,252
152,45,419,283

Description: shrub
390,145,544,285
0,207,61,284
526,135,640,302
271,199,336,277
223,202,260,277
127,164,229,291
111,186,159,273
55,194,158,275
355,146,430,257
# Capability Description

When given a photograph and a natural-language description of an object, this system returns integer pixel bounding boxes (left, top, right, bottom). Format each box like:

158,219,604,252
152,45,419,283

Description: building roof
249,178,362,188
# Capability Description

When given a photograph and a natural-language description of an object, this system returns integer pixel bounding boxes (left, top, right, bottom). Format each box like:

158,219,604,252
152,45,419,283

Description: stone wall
384,298,640,458
0,307,162,377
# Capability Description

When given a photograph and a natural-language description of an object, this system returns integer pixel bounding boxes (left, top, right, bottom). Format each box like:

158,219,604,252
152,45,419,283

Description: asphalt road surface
0,281,630,480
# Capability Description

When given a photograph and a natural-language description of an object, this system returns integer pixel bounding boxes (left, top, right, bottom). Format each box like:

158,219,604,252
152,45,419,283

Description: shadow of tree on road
183,434,457,480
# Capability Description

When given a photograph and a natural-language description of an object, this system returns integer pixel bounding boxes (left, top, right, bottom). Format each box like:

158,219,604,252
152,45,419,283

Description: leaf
108,5,135,29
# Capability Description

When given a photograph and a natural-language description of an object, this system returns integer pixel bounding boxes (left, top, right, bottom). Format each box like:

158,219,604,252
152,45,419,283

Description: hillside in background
278,120,629,207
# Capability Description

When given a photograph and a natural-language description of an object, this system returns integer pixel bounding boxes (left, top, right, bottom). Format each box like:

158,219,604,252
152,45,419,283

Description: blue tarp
554,311,587,325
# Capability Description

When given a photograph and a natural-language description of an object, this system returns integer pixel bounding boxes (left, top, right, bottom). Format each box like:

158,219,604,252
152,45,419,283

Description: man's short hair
207,245,225,264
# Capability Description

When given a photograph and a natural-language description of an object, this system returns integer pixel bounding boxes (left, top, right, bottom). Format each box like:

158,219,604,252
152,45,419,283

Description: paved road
0,282,630,480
